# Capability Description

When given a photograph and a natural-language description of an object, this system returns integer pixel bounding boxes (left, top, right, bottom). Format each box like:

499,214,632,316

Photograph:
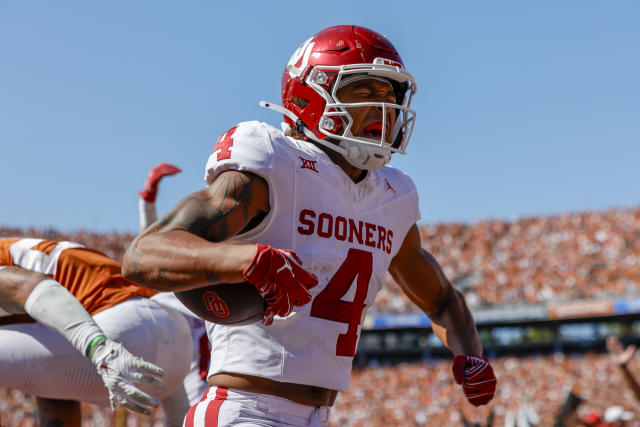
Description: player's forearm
0,266,48,313
122,229,258,292
429,289,483,356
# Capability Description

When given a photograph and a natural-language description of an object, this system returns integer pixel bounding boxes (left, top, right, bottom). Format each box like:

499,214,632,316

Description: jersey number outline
212,126,238,161
310,248,373,357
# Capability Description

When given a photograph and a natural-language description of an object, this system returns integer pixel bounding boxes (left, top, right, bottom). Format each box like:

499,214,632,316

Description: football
174,282,265,325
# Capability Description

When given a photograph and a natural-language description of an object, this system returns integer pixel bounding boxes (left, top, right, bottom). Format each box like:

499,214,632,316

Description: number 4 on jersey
212,126,238,161
310,248,372,357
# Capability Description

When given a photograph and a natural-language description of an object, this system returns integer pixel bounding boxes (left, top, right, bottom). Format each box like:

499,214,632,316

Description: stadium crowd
375,207,640,313
2,205,640,425
333,352,640,426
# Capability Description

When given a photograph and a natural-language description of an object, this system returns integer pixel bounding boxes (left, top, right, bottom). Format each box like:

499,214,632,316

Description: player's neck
315,143,367,183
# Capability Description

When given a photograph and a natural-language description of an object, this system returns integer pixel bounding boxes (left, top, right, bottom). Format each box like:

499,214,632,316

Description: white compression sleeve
24,279,105,357
139,199,157,232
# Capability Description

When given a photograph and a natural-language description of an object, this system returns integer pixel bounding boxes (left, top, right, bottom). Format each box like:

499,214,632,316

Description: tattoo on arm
157,269,186,289
158,170,267,242
205,270,221,283
125,171,267,290
154,269,221,289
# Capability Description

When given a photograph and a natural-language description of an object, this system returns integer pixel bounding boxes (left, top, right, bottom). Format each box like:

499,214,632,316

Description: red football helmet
260,25,417,170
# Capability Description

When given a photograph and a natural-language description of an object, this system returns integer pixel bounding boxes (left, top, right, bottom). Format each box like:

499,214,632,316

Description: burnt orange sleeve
0,238,155,315
53,247,156,315
0,238,22,267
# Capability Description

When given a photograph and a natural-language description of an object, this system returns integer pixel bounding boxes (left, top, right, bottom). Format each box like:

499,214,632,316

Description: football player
0,238,193,427
123,25,497,426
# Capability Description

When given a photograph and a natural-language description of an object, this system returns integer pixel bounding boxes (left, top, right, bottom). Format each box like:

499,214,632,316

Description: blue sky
1,1,639,232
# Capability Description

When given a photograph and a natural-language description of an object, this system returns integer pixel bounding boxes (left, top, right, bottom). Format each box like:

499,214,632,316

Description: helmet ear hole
292,97,310,110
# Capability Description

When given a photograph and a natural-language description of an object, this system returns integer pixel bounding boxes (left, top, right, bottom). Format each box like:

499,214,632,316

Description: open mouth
362,122,384,139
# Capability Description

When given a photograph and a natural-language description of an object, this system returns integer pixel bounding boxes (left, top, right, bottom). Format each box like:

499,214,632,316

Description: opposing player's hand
243,243,318,325
91,339,166,415
139,163,182,202
452,354,497,406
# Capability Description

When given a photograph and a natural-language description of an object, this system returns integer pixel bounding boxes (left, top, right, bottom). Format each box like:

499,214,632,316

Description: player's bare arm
123,170,270,292
390,224,495,407
389,224,483,356
0,266,48,314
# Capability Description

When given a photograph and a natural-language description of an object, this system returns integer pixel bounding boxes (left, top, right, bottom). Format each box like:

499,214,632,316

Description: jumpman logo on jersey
299,157,319,173
384,179,396,194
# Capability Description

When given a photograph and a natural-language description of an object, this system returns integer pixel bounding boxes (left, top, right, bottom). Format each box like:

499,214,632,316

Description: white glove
91,338,166,415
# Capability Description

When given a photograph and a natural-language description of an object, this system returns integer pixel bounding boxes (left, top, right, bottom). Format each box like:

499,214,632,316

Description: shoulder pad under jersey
204,121,276,186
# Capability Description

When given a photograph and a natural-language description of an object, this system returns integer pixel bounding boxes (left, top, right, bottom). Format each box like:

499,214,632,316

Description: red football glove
243,244,318,326
138,163,182,202
452,354,497,406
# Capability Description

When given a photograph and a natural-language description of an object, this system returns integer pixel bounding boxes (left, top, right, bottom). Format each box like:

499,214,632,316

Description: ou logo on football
287,37,315,78
203,291,230,317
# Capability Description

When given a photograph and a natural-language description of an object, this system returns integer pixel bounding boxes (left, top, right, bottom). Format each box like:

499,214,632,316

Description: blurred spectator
603,405,635,426
553,386,584,427
581,411,603,426
608,336,640,404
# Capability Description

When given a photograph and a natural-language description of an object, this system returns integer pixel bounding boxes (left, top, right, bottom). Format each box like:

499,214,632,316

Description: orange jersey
0,238,155,315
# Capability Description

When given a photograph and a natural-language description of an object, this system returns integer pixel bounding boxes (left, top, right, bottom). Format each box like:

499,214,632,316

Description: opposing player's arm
122,170,270,292
388,224,482,356
1,264,167,413
138,162,182,232
0,266,48,314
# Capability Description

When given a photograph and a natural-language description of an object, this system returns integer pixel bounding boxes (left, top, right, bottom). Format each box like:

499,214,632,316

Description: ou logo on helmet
287,37,315,78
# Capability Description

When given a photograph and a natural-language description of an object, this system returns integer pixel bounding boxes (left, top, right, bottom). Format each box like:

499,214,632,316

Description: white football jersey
203,121,420,391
